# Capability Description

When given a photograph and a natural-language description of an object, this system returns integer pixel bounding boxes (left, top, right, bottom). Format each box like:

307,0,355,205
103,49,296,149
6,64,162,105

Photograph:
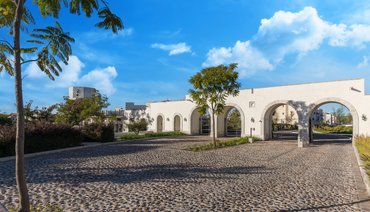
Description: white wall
146,79,370,146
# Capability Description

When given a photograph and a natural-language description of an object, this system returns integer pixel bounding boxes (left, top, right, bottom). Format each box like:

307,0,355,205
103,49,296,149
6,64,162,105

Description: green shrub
0,114,12,126
272,123,298,131
187,136,262,151
120,134,146,141
144,131,186,137
355,136,370,177
0,123,83,157
81,123,115,143
314,125,353,134
127,118,148,134
120,131,186,141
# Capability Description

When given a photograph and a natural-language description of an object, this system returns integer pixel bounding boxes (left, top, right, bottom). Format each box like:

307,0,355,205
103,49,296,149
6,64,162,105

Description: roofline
240,78,365,91
146,98,188,104
146,78,366,104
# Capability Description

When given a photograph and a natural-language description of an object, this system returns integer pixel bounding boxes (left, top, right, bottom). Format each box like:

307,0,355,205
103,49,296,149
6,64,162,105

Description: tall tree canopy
189,63,241,146
55,91,109,126
0,1,123,211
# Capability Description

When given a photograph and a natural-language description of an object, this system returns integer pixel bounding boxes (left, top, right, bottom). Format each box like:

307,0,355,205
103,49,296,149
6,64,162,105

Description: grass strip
187,136,262,152
120,131,186,141
355,136,370,177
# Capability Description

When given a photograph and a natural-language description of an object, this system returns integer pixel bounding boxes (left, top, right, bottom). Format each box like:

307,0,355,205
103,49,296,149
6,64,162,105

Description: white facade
69,87,96,100
145,78,370,147
108,103,148,133
272,105,299,125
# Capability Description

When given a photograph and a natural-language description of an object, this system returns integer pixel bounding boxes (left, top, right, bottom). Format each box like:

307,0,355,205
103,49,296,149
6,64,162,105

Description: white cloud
79,66,118,95
52,56,85,87
151,42,192,55
254,7,328,61
203,41,273,77
80,27,134,43
25,55,118,96
357,56,369,69
204,6,370,78
327,24,370,48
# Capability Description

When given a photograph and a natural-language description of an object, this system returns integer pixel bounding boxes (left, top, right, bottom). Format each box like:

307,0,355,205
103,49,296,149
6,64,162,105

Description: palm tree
0,1,123,211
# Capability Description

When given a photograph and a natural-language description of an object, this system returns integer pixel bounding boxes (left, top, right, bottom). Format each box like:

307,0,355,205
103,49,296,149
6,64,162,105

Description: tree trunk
211,112,216,147
13,0,30,211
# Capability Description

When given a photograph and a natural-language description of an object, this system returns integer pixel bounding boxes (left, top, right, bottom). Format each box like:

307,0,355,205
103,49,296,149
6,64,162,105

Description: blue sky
1,0,370,113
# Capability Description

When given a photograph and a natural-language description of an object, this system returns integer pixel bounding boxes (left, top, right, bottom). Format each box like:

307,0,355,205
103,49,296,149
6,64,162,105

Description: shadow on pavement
2,164,272,186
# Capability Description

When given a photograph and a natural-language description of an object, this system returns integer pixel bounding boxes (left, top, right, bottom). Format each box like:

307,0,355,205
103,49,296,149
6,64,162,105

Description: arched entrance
174,115,181,132
226,108,241,136
307,98,358,143
157,115,164,133
261,101,300,141
215,105,245,137
190,108,210,135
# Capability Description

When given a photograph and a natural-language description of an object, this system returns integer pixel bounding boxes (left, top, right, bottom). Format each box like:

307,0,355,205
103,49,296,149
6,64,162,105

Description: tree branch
20,58,39,65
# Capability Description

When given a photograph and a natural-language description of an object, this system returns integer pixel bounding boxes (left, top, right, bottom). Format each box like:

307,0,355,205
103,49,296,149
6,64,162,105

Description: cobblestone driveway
0,136,369,211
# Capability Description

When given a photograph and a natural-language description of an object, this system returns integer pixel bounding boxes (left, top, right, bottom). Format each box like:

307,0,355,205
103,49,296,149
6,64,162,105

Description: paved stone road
0,136,369,211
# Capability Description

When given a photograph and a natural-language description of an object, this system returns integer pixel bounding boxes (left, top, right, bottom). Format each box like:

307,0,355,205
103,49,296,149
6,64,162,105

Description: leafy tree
332,106,352,125
189,63,240,146
55,91,109,126
0,114,13,126
226,108,241,131
127,118,148,135
0,1,123,210
24,101,57,123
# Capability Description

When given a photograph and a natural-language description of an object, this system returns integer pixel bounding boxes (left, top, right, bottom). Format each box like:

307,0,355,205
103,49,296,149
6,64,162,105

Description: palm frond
69,0,99,17
95,7,123,33
0,52,13,75
20,47,38,54
29,22,75,80
0,40,13,54
33,0,68,18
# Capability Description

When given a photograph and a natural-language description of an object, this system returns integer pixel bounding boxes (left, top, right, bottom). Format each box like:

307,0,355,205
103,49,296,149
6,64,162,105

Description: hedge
187,136,262,151
0,123,83,157
120,131,186,141
80,123,115,143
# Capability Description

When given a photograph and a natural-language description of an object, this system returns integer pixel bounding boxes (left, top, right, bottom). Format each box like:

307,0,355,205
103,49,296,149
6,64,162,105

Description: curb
352,143,370,196
0,137,157,163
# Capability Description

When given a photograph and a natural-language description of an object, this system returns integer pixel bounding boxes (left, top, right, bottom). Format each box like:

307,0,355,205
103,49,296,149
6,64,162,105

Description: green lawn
314,125,352,134
186,136,262,151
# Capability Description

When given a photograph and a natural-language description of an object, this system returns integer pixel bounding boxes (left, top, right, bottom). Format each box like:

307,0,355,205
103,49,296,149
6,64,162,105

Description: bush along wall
0,123,83,157
80,123,115,143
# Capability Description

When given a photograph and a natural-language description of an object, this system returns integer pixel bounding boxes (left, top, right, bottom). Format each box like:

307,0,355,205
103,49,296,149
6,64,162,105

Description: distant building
272,105,298,125
69,87,96,100
105,102,148,133
324,112,337,125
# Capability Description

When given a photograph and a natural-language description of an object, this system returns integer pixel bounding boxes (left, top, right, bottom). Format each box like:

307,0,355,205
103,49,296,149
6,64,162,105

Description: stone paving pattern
0,136,367,211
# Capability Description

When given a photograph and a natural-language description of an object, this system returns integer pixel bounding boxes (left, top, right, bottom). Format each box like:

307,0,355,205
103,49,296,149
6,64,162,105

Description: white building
69,87,96,100
144,78,370,147
324,112,337,125
272,105,299,125
107,102,148,133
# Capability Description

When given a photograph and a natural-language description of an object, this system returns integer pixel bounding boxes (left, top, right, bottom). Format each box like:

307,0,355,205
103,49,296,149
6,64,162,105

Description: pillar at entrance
298,118,310,147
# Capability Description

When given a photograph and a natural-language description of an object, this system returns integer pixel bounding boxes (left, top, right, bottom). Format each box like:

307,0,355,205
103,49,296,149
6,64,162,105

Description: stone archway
156,115,164,133
307,97,359,143
216,103,246,137
261,100,301,141
189,107,211,135
174,114,182,132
